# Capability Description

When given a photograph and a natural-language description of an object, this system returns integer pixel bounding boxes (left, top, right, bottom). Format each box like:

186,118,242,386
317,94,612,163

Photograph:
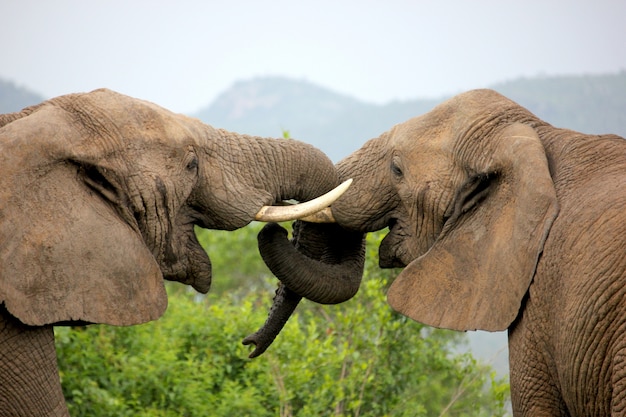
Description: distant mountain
196,76,366,132
0,79,44,113
195,72,626,161
493,72,626,138
4,73,622,162
195,77,440,161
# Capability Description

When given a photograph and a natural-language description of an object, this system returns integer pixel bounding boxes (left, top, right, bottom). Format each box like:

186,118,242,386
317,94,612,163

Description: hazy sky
2,0,625,113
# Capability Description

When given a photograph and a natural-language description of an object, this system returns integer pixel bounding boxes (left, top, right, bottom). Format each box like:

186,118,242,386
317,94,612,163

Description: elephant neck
538,126,626,195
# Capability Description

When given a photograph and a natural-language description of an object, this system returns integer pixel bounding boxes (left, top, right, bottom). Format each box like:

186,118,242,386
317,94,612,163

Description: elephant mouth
159,222,213,293
379,219,410,268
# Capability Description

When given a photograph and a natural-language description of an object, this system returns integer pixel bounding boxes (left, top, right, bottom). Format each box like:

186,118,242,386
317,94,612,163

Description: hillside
494,72,626,137
0,79,44,113
195,77,440,161
195,72,626,161
4,73,624,163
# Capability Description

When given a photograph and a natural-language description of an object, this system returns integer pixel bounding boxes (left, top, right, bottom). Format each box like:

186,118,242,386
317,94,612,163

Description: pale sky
2,0,625,114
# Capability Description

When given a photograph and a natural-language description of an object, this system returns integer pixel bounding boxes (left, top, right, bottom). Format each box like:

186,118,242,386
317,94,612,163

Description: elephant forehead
392,124,455,174
390,121,462,204
393,114,457,153
390,90,508,151
81,89,203,146
129,109,203,146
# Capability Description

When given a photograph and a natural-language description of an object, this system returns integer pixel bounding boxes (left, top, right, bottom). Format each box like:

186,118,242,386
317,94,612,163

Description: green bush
55,227,509,416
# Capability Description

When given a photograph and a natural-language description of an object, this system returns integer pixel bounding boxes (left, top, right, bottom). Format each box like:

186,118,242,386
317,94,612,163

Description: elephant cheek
379,232,408,268
161,232,213,294
162,257,212,293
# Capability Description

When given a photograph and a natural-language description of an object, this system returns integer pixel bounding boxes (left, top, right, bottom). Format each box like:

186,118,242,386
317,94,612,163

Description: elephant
252,89,626,416
0,88,354,416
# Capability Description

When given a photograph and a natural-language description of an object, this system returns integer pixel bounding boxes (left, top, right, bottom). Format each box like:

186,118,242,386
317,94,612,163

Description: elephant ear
387,123,558,331
0,96,167,327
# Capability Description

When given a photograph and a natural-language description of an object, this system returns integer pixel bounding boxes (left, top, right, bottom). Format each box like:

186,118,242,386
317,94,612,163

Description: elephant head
252,89,559,339
332,90,560,331
0,88,351,329
0,88,360,415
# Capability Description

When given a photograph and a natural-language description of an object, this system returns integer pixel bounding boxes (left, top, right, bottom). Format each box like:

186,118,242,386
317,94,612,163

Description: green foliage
56,293,273,417
55,228,509,416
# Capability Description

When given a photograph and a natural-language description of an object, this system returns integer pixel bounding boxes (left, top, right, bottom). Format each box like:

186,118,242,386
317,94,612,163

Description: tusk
298,207,335,223
254,179,351,223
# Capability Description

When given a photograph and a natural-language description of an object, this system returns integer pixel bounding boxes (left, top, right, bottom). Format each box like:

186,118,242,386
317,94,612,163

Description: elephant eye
391,159,403,178
186,155,199,171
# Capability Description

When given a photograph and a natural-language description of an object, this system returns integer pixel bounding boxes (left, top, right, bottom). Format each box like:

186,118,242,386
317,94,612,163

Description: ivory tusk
254,179,352,223
298,207,335,223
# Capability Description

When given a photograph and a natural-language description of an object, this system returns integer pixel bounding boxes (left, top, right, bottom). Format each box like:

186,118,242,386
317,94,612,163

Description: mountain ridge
2,72,624,162
0,79,45,114
195,72,626,161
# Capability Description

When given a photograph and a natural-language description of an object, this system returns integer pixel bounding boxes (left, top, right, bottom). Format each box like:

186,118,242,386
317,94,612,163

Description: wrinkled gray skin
259,89,626,416
0,89,341,416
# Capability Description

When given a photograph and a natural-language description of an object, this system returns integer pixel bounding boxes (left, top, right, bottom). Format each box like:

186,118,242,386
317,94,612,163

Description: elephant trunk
242,283,302,358
239,136,365,305
258,222,365,305
196,131,342,231
331,132,397,232
243,222,365,357
230,135,365,357
253,134,340,206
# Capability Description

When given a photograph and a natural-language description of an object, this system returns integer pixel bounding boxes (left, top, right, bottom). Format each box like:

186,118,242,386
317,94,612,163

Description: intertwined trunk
244,221,365,357
241,138,371,357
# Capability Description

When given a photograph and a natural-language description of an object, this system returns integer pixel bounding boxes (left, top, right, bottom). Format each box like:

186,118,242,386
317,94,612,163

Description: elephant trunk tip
242,333,271,359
